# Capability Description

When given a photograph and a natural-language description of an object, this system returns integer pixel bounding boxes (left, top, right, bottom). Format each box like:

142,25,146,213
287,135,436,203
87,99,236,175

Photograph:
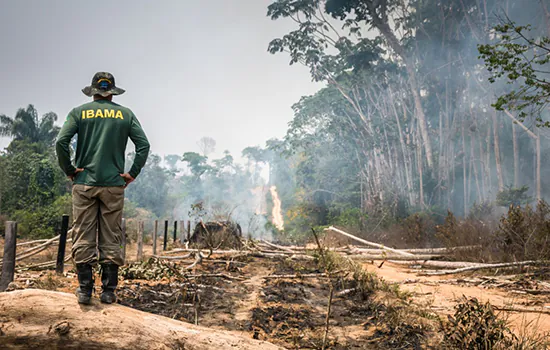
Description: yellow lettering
81,111,85,119
96,109,104,118
86,110,94,119
104,109,114,118
115,111,124,120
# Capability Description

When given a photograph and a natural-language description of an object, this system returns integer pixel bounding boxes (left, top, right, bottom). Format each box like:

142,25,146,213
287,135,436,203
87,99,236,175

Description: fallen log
349,246,479,255
16,235,60,256
264,273,328,279
387,260,490,269
16,239,51,247
324,227,414,257
16,255,72,271
259,240,295,253
0,289,283,350
510,289,550,295
419,260,550,276
350,254,441,261
494,305,550,315
249,251,314,260
154,253,194,260
0,236,71,268
401,246,481,254
185,273,245,281
160,249,242,255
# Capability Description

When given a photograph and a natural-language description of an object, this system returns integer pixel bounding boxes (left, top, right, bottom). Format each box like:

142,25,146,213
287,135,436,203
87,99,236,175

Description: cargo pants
71,184,125,266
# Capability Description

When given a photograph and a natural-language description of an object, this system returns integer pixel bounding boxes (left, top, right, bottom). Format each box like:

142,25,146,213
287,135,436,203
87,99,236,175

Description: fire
270,186,284,231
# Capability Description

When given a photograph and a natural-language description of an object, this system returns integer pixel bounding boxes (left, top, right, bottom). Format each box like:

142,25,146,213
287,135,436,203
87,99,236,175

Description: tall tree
0,105,60,148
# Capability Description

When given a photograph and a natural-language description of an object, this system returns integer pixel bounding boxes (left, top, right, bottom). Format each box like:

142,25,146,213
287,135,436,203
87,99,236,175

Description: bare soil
363,262,550,335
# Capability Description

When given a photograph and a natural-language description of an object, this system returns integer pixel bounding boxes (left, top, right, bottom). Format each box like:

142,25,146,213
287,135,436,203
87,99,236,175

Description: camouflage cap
82,72,125,97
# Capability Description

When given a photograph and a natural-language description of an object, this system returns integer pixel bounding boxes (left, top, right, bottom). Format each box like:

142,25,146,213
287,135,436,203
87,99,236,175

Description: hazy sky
0,0,322,160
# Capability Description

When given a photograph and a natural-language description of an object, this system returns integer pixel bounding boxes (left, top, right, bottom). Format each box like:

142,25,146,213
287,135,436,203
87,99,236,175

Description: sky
0,0,322,161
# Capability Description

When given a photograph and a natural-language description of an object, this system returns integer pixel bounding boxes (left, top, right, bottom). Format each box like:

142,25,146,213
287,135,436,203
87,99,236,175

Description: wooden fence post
121,218,126,263
152,220,158,256
187,221,191,241
179,220,185,243
0,221,17,292
173,221,177,243
163,220,168,251
56,215,69,275
136,221,144,262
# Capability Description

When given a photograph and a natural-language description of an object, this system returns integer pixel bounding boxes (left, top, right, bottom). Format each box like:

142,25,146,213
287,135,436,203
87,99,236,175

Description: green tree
0,105,60,148
164,154,181,173
479,19,550,124
125,153,171,217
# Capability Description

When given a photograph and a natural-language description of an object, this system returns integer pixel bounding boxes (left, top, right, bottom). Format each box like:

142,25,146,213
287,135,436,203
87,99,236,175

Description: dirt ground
363,262,550,335
3,240,550,348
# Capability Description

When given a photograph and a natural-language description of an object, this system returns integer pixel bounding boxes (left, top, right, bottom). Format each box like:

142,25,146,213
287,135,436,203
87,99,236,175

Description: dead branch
322,285,334,350
335,288,357,297
494,305,550,315
419,260,550,276
388,260,490,269
16,235,60,256
350,254,441,261
401,246,481,254
184,253,203,270
185,273,245,281
260,240,295,253
16,239,51,247
325,226,414,256
510,289,550,295
16,255,72,271
154,253,194,260
250,251,314,261
160,249,242,255
1,236,72,269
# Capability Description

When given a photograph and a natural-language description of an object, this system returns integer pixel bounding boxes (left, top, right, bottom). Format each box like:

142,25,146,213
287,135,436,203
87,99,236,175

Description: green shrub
496,185,532,207
12,194,72,238
444,298,515,349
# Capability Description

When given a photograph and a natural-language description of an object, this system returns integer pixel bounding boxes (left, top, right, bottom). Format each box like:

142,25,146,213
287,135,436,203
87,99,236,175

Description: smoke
168,155,275,241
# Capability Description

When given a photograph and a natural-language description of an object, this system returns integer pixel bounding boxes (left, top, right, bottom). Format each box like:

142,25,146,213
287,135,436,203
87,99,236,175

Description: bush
12,194,72,238
436,211,496,262
374,211,438,249
329,207,368,231
496,200,550,261
444,298,515,349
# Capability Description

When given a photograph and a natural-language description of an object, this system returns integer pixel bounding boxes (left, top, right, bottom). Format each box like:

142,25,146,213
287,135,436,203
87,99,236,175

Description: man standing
56,72,150,305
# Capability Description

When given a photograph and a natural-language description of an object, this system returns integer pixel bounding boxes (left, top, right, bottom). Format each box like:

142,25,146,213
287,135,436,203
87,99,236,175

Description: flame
270,186,284,230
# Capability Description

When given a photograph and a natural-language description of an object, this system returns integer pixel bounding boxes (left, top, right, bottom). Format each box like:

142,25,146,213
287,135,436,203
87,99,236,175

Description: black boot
75,264,94,305
100,264,119,304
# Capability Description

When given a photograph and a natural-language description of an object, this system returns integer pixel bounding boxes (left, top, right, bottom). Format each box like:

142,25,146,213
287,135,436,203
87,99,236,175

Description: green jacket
55,100,150,186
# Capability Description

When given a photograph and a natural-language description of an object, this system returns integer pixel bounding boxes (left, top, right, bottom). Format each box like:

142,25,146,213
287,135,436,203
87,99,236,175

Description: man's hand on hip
69,168,84,181
120,173,135,187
